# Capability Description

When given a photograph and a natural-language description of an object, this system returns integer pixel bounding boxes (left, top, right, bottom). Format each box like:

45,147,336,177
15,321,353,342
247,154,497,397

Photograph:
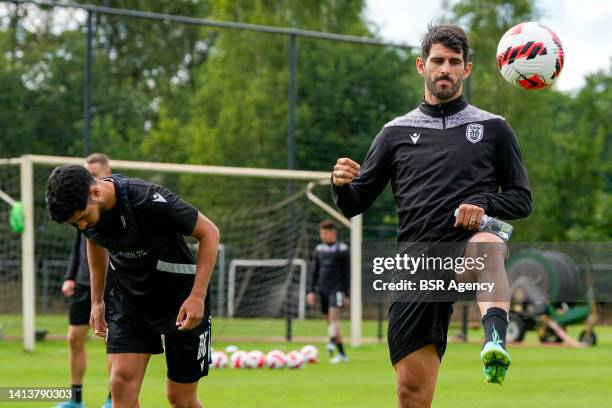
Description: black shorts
387,234,509,365
318,290,345,314
106,287,212,384
69,284,91,325
68,275,114,326
388,301,454,365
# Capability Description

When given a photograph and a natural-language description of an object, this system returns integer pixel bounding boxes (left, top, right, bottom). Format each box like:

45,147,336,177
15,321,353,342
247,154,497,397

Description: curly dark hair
421,23,470,64
46,165,95,223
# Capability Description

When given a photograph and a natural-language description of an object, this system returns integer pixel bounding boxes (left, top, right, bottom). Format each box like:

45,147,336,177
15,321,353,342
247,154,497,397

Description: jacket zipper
441,107,446,152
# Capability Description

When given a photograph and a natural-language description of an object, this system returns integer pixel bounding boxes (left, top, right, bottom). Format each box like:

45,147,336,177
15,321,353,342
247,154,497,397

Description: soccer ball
285,351,306,369
244,350,266,368
496,22,564,90
265,350,287,369
230,351,248,368
225,344,239,354
211,351,229,369
300,345,319,363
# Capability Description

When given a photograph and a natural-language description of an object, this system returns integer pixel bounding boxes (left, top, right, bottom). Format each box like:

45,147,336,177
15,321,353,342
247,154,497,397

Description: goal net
0,155,362,350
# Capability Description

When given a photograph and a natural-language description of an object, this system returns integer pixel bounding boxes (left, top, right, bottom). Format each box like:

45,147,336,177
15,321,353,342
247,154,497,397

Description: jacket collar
418,95,468,117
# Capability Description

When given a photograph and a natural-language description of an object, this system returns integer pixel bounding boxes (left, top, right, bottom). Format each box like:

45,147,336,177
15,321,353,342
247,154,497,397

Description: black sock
71,384,82,403
482,307,508,349
337,342,346,356
329,337,337,345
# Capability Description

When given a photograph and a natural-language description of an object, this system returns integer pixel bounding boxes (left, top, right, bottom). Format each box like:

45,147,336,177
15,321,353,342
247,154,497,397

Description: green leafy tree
564,67,612,240
145,0,421,231
446,0,610,241
0,0,212,158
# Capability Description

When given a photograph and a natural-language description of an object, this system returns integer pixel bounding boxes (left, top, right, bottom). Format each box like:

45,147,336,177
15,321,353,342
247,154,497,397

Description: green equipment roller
505,249,597,346
0,188,24,234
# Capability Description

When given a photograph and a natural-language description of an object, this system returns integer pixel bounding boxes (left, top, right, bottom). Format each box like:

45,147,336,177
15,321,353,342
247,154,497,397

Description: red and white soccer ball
285,351,306,369
496,22,564,90
211,351,229,369
300,345,319,364
265,350,287,369
230,350,248,369
244,350,266,369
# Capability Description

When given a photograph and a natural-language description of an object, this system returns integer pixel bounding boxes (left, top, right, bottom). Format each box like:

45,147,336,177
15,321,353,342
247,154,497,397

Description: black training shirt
309,242,350,295
332,96,532,243
81,175,199,298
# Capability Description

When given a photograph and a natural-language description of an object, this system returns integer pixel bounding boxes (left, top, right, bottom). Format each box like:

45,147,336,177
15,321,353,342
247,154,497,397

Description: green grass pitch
0,318,610,407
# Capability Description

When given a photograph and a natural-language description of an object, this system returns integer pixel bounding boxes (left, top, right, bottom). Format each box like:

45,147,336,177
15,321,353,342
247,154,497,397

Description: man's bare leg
67,325,89,386
394,344,440,408
167,380,203,408
328,307,347,363
108,353,150,408
458,232,511,384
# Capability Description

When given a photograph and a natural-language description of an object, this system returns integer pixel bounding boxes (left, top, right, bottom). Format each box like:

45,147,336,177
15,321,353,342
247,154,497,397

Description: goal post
1,154,364,350
0,157,36,351
306,179,363,347
21,157,35,352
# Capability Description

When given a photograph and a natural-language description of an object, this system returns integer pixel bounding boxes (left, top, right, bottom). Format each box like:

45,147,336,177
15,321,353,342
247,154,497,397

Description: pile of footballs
211,345,319,369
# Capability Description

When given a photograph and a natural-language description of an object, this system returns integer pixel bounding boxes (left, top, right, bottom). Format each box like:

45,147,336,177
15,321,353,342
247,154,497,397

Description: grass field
0,318,610,407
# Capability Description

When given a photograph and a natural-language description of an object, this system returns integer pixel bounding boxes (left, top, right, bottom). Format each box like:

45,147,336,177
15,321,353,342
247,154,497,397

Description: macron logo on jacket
152,193,167,203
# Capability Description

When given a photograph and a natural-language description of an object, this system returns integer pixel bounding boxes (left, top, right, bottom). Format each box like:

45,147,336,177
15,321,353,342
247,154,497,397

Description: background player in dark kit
331,23,531,407
306,219,350,363
46,165,219,408
55,153,113,408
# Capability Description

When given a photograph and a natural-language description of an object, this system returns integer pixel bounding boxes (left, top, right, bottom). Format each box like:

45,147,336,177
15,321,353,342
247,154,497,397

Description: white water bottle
454,209,513,240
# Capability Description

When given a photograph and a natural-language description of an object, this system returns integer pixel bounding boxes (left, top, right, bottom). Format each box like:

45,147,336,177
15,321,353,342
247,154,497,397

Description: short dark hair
318,219,337,230
85,152,110,167
46,165,95,223
421,23,470,64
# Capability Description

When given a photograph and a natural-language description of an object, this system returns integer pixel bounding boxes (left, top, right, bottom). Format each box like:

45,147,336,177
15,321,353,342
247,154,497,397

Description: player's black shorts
68,273,114,326
387,234,509,365
106,286,212,383
69,284,91,325
318,290,345,314
388,300,454,365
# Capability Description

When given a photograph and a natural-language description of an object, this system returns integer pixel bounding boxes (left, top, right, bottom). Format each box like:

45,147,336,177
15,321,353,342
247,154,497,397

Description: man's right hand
306,292,316,306
90,301,107,338
61,280,75,297
332,158,360,186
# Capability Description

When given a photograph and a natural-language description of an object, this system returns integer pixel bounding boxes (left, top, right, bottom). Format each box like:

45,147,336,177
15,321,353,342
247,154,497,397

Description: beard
425,74,462,101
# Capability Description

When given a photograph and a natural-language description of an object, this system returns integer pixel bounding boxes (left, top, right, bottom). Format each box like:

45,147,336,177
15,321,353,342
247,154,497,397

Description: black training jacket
64,231,91,288
309,242,350,295
331,96,532,243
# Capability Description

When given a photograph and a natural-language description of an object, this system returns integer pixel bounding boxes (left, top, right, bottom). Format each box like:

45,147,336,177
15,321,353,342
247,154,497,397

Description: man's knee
110,370,139,396
396,378,420,401
167,394,197,408
469,231,504,244
67,326,87,349
167,385,198,408
393,344,438,407
466,232,507,259
396,375,432,407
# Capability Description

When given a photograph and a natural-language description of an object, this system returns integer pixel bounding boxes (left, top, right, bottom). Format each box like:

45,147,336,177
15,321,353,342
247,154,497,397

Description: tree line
0,0,610,242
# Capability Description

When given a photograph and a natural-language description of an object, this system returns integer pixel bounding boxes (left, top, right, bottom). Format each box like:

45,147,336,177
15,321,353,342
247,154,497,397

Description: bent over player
46,165,219,408
331,23,531,407
54,153,113,408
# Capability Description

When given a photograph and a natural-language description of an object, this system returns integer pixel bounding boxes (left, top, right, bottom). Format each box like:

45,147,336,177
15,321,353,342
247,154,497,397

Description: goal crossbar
1,155,363,350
